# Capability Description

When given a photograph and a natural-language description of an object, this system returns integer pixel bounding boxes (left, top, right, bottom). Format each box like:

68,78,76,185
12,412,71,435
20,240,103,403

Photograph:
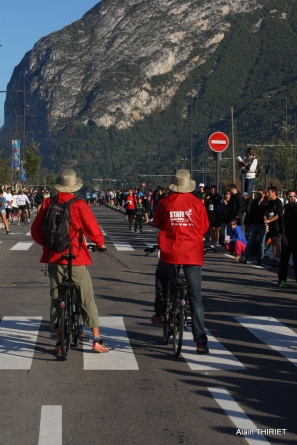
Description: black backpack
43,196,79,252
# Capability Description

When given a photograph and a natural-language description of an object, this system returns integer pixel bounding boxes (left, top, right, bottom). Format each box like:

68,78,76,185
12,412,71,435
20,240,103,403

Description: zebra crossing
0,235,157,252
36,391,274,445
2,316,296,445
1,315,296,371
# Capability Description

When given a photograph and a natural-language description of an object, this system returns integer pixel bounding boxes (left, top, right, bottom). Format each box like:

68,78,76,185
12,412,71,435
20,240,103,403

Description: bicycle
145,245,189,357
19,206,29,225
58,243,106,360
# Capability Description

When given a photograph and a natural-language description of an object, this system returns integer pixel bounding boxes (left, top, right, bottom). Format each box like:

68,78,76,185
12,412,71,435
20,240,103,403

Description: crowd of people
87,178,297,290
0,185,50,234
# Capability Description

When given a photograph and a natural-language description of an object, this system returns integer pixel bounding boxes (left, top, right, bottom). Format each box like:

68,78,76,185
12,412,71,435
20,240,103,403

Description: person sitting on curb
225,219,247,261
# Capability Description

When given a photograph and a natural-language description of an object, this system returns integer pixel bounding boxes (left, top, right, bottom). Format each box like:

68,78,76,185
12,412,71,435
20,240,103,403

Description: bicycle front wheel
163,288,171,345
59,291,71,360
172,289,185,357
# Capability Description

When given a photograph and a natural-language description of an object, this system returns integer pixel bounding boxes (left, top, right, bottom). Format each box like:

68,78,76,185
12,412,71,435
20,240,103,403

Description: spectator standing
264,186,283,267
242,192,252,231
204,185,221,246
240,188,268,265
197,183,205,201
278,190,297,288
142,194,150,223
125,189,136,230
228,183,243,225
217,191,231,245
134,196,146,232
238,148,258,197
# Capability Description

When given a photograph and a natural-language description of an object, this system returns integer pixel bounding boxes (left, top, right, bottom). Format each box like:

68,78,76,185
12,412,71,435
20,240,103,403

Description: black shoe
196,341,209,354
5,230,10,235
257,259,262,266
151,313,165,325
239,257,247,264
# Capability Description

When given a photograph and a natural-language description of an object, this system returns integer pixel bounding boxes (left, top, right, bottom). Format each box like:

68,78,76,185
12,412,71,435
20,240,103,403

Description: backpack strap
66,198,84,247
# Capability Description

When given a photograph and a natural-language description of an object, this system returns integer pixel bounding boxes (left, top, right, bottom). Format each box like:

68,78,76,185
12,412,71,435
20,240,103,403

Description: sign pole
216,152,222,195
231,106,236,184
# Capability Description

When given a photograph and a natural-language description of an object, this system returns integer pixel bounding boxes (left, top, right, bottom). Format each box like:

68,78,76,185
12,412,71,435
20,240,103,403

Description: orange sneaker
55,341,62,355
92,338,109,353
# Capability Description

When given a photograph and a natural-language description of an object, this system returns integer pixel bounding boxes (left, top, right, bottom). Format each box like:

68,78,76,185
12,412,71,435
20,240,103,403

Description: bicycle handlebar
144,245,159,256
87,243,106,252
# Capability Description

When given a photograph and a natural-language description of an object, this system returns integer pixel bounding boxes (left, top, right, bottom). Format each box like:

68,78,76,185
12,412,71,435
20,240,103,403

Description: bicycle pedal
79,333,89,342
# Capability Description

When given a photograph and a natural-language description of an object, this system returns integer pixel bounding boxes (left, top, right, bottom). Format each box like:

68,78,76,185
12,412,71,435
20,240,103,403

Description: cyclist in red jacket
152,169,210,353
31,169,109,354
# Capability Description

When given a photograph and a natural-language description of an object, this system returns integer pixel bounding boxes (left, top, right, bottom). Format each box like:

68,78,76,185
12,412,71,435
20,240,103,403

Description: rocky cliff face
4,0,262,136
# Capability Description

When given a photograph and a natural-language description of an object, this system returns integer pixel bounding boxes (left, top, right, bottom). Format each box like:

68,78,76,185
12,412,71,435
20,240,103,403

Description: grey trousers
48,263,99,329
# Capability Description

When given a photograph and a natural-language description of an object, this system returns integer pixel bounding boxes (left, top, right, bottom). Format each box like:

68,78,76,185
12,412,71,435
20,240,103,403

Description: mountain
2,0,297,189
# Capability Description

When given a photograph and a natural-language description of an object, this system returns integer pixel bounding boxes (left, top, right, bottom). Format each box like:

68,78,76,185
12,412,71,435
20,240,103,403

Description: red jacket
125,193,136,210
31,192,104,265
154,192,209,265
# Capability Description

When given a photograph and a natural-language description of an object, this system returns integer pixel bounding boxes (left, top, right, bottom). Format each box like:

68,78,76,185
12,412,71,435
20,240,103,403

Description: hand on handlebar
87,243,107,252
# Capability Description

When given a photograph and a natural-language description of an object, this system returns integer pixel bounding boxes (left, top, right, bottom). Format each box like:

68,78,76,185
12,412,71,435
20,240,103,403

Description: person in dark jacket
217,190,231,245
142,194,150,223
134,196,146,232
204,185,221,246
228,183,243,224
240,188,268,265
278,190,297,288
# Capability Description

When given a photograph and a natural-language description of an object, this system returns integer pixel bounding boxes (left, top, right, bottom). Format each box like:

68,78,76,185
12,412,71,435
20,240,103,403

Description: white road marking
38,406,62,445
10,241,34,250
113,242,134,251
145,242,156,247
223,253,235,259
182,329,246,371
83,316,139,370
234,316,297,367
0,316,42,369
208,387,270,444
100,226,107,235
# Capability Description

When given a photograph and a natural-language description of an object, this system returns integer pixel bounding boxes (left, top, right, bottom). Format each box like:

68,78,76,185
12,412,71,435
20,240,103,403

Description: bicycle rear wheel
172,288,185,357
73,314,82,347
163,288,171,345
59,290,71,360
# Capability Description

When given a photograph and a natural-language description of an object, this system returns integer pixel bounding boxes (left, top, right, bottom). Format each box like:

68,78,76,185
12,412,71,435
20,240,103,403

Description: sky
0,0,101,127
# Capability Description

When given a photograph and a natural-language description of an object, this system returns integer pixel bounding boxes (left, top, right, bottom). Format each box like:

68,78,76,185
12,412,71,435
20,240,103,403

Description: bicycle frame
58,246,86,360
145,245,189,356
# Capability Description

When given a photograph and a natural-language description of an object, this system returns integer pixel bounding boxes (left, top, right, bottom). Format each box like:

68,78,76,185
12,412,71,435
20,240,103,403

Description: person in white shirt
0,189,10,234
16,191,31,224
238,148,258,197
3,187,13,221
10,191,19,222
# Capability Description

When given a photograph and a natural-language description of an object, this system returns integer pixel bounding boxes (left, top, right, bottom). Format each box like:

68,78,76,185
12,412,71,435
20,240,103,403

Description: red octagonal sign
208,131,229,152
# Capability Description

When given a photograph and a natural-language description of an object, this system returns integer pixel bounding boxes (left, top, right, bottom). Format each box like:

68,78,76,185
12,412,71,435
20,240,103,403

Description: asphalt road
0,205,296,445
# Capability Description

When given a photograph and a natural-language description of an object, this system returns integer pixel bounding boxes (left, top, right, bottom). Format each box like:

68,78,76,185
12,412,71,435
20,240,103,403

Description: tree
0,150,12,184
274,122,295,189
24,141,41,184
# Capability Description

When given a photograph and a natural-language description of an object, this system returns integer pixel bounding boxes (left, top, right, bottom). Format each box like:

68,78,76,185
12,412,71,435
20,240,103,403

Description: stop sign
208,132,229,152
141,182,146,188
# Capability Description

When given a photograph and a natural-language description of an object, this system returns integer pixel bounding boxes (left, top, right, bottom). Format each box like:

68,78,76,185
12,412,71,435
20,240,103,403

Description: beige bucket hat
54,169,83,193
169,169,196,193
